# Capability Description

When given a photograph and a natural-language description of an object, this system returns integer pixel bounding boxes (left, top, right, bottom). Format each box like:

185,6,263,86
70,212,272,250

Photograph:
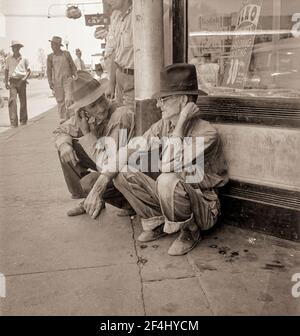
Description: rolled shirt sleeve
160,122,218,173
53,115,82,150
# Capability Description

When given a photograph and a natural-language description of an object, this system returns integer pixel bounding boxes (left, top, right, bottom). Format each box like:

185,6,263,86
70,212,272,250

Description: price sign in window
188,0,300,98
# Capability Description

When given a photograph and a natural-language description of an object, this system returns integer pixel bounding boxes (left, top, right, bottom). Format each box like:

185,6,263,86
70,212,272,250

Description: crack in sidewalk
186,254,215,316
143,275,197,283
4,262,137,278
130,217,147,316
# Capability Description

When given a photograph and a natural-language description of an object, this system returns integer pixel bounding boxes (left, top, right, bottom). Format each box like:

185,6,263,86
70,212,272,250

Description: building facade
132,0,300,241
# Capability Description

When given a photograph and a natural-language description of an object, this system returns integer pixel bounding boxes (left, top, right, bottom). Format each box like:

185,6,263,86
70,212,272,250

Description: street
0,79,56,133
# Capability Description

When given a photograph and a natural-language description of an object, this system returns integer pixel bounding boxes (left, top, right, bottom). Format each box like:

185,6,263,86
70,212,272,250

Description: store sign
85,14,110,27
222,0,262,88
199,16,225,53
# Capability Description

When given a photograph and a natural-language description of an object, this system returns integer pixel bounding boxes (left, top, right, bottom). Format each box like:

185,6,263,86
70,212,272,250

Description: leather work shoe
67,201,85,217
168,228,201,256
117,208,136,217
138,224,167,243
67,202,106,217
71,194,85,200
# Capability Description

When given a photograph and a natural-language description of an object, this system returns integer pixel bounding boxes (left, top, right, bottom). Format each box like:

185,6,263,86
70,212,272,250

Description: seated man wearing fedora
80,63,228,256
54,71,135,216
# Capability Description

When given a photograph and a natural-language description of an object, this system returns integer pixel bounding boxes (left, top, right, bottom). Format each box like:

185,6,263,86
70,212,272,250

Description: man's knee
156,173,180,200
113,171,134,189
80,172,100,195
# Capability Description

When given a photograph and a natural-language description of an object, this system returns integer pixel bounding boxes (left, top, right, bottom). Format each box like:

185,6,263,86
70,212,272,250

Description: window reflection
188,0,300,98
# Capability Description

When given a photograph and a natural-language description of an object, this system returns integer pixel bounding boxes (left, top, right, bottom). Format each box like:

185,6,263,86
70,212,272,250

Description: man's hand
75,110,90,135
5,82,10,90
180,102,200,122
65,98,74,109
60,143,79,166
84,175,110,219
105,84,115,100
21,78,29,85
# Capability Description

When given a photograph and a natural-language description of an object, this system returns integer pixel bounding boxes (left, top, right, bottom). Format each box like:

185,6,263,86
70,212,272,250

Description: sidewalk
0,108,299,316
0,79,56,134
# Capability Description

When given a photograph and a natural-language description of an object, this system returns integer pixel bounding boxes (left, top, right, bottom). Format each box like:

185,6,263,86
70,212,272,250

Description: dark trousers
59,140,128,209
9,78,28,126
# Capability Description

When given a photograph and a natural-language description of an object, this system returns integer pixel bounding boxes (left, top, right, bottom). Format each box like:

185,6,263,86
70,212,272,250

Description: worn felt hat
153,63,207,98
11,40,24,48
49,36,63,46
69,71,106,110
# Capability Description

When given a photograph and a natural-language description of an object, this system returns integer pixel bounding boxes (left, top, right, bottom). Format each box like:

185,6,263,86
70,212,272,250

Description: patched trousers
8,78,28,126
59,140,129,209
113,171,219,234
53,84,73,121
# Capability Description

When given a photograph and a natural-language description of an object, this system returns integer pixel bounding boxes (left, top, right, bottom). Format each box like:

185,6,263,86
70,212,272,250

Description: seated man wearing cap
81,63,228,256
53,71,135,215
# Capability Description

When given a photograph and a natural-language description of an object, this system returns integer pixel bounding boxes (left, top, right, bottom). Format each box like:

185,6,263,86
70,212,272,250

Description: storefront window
188,0,300,98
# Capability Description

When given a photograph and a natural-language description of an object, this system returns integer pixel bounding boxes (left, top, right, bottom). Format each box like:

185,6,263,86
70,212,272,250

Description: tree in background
0,49,8,72
37,48,46,78
0,49,8,106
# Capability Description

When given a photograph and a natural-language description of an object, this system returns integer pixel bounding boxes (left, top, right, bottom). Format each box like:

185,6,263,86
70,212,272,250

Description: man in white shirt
5,41,31,127
74,49,86,71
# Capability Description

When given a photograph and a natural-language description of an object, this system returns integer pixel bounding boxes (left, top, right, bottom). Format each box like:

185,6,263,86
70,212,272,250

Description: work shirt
54,103,135,170
104,10,122,60
123,114,228,229
5,55,30,79
126,115,227,189
74,58,86,71
114,6,134,69
47,51,77,88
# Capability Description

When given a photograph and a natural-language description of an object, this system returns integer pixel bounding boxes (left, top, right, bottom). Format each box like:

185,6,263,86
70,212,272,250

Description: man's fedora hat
49,36,63,46
153,63,207,98
11,41,24,48
69,71,106,110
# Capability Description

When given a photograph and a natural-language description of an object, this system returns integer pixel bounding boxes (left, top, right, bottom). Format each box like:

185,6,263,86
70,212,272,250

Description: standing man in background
102,0,122,76
74,48,86,71
106,0,134,110
47,36,77,124
5,41,31,127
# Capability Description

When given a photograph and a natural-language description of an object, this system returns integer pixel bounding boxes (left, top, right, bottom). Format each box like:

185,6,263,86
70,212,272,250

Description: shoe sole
67,210,86,217
137,232,167,243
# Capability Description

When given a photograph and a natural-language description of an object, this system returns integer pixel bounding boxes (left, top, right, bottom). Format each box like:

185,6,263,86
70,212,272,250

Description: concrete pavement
0,108,299,316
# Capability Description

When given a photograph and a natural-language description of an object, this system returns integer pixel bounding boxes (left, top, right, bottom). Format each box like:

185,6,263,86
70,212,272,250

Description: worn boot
138,224,167,243
117,207,136,217
168,225,201,256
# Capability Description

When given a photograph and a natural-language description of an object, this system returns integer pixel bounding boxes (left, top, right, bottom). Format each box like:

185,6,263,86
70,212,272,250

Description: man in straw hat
81,63,228,256
47,36,77,123
53,71,135,215
5,41,31,127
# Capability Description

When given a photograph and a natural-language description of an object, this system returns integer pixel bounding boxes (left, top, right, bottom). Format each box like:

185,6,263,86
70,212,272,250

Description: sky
0,0,105,70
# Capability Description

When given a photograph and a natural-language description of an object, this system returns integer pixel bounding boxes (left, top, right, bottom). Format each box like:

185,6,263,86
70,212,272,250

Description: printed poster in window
222,0,262,88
